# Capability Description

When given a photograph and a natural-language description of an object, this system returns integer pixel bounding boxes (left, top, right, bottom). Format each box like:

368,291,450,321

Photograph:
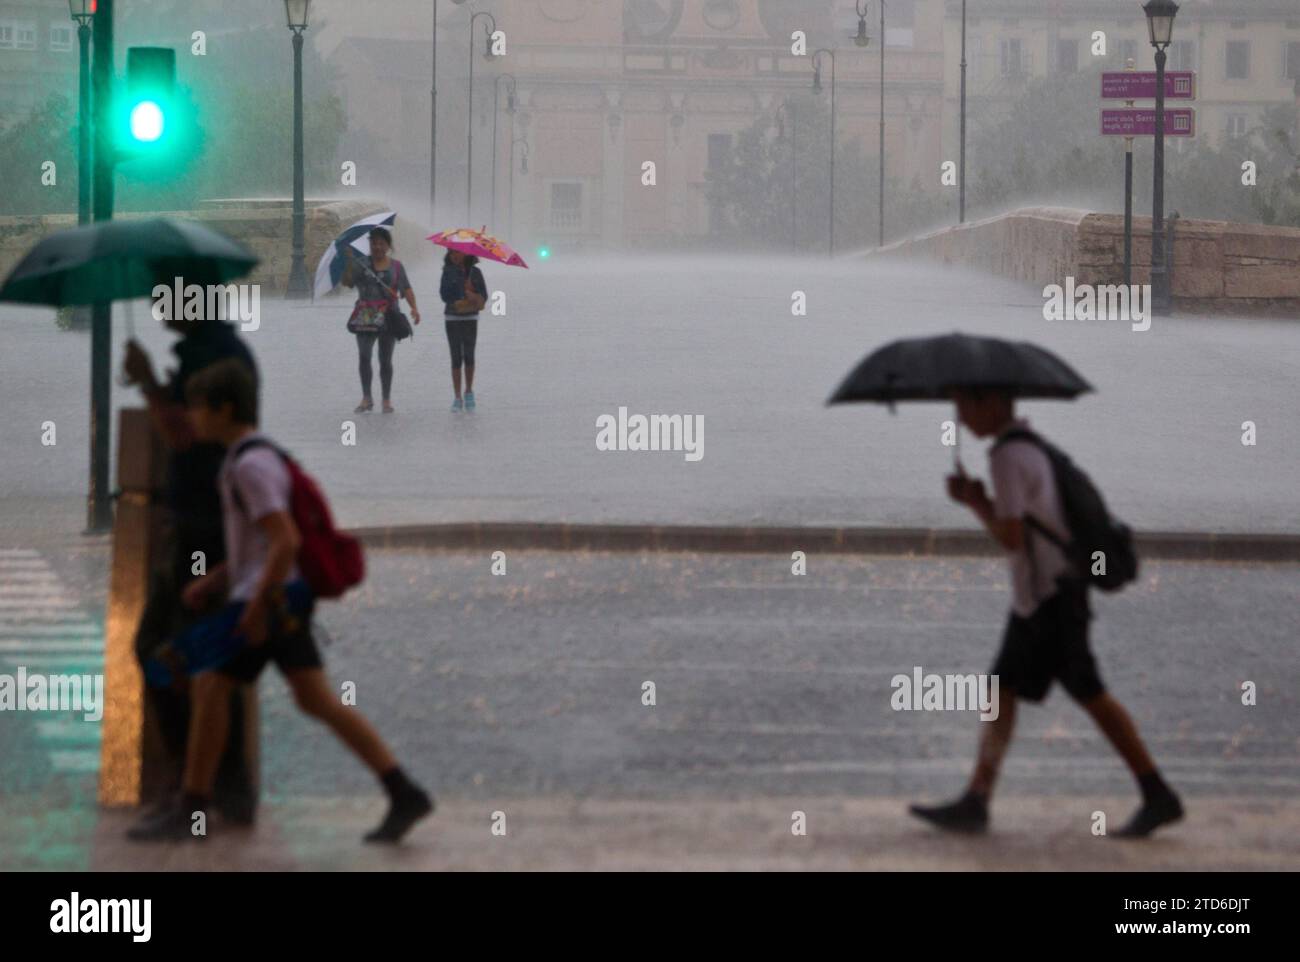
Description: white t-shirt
219,432,300,602
988,420,1073,617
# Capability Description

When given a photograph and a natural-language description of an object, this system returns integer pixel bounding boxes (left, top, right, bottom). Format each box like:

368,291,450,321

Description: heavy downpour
0,0,1296,902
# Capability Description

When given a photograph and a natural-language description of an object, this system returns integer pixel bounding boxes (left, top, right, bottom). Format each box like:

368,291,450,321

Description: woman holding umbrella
430,227,529,413
342,227,419,414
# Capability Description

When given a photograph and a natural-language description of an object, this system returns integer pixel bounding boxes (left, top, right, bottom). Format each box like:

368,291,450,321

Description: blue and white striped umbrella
312,210,396,300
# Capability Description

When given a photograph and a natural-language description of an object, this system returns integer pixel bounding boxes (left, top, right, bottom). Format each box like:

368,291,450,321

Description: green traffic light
538,246,551,260
129,100,165,142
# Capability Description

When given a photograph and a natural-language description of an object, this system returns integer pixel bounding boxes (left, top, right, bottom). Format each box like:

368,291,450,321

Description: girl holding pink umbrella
430,227,528,412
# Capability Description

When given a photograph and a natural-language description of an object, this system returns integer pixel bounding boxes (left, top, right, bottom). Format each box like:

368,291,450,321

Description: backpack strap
990,427,1070,549
227,437,287,517
990,427,1079,605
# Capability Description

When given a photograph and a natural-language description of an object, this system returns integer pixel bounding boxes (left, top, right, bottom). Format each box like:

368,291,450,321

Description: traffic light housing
115,46,201,182
121,47,175,149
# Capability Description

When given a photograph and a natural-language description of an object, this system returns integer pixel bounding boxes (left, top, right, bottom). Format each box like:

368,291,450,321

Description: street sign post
1100,68,1196,292
1101,108,1196,137
1101,70,1196,101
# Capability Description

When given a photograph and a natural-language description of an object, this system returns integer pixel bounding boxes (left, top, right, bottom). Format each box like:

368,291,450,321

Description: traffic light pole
285,27,311,299
87,0,115,533
77,22,91,228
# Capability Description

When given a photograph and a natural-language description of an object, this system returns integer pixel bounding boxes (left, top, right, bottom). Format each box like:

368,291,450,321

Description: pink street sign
1101,108,1196,137
1101,71,1196,100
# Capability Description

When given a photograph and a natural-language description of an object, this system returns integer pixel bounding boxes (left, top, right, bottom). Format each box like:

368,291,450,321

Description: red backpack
229,438,364,599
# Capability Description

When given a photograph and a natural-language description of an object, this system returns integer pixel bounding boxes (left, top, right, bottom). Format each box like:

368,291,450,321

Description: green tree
0,94,78,216
967,68,1300,228
705,93,953,252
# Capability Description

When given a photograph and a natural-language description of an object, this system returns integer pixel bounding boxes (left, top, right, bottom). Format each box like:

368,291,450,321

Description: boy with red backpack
908,388,1182,839
128,358,432,842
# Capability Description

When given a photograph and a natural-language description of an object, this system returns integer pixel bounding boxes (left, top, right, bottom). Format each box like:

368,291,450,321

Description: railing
550,208,583,230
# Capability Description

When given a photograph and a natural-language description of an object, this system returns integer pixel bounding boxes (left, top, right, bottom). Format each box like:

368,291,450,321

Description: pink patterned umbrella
427,226,529,269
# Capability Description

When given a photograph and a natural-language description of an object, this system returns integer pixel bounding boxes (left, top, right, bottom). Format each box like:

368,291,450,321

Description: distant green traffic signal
120,47,175,150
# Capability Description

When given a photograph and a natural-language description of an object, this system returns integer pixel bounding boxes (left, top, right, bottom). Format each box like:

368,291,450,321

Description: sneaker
354,399,373,414
451,398,464,413
125,797,208,842
1114,791,1184,839
908,792,989,834
364,787,435,844
464,391,476,411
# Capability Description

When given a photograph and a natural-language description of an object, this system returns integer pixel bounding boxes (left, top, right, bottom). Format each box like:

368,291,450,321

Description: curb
349,523,1300,563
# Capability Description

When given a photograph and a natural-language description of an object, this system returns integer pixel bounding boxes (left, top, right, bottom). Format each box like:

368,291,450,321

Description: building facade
324,0,948,249
0,0,79,117
943,0,1300,155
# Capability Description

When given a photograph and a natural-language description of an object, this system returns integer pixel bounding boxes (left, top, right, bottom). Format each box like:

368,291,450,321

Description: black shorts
990,580,1104,704
218,608,322,683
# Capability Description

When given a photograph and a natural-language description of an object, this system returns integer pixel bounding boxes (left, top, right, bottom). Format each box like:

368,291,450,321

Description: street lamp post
492,74,517,228
855,0,886,247
812,48,836,255
69,1,93,334
431,0,470,228
70,1,93,229
959,0,967,223
467,11,497,223
775,100,797,251
1144,0,1179,316
509,136,528,239
284,0,312,300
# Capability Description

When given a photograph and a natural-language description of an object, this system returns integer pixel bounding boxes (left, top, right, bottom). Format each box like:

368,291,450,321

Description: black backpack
994,429,1138,592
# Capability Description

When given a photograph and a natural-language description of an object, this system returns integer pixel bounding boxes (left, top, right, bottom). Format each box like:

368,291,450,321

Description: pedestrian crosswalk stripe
2,656,104,670
49,750,100,773
0,548,103,777
0,618,100,634
36,720,102,742
0,598,80,609
0,640,102,653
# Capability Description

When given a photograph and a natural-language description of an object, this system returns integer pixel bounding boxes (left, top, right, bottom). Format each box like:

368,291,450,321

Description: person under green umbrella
1,216,264,824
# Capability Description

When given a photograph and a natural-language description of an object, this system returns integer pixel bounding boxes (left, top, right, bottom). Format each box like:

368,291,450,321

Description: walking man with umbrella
830,333,1183,838
0,217,265,824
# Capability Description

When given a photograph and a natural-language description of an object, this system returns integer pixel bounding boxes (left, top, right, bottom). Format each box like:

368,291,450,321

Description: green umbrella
0,217,259,307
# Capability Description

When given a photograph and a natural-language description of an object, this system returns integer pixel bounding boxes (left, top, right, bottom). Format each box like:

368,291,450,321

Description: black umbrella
827,332,1093,406
0,218,259,307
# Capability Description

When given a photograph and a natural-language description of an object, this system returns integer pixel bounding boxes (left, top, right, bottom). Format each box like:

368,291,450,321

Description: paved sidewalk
79,795,1300,871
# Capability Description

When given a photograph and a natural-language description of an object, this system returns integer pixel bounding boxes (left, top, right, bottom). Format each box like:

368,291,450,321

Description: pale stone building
942,0,1300,154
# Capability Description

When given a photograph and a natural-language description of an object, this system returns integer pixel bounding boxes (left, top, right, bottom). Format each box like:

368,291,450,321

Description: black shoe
1114,791,1184,839
125,799,208,842
214,790,257,827
364,787,434,844
909,793,989,834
